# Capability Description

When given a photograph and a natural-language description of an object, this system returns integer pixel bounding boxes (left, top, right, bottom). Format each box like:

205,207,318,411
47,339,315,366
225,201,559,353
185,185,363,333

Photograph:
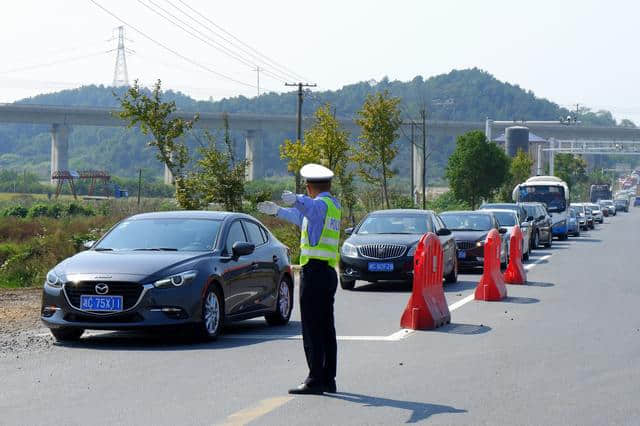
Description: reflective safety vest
300,196,341,268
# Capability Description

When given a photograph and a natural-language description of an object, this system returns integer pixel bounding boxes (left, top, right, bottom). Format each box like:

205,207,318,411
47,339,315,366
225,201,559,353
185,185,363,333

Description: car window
226,221,247,255
434,215,447,230
259,226,269,243
243,220,266,246
358,214,431,234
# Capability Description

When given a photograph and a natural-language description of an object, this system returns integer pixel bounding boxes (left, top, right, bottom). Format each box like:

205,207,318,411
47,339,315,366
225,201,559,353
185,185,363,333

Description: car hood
449,230,489,242
55,250,209,281
346,233,423,247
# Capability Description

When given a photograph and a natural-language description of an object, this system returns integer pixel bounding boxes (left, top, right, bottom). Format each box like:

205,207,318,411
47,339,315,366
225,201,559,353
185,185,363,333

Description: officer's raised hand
281,191,297,206
257,201,280,215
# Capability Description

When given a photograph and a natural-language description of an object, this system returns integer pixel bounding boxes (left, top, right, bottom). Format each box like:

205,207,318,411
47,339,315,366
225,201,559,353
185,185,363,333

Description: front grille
64,281,144,311
359,244,406,259
64,312,144,323
456,241,477,250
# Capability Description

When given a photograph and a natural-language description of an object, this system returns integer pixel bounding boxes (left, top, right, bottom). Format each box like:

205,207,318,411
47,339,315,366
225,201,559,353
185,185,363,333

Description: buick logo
95,283,109,295
378,247,385,257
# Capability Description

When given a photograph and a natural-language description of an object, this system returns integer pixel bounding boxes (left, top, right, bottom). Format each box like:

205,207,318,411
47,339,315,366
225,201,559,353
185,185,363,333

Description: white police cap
300,163,334,182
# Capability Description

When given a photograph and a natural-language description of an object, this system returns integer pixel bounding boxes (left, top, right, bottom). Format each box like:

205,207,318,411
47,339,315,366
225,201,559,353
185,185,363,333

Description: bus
512,176,570,240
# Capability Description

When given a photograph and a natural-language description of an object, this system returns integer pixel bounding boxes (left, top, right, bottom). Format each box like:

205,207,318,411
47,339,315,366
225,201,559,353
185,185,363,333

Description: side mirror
498,227,508,234
83,240,95,250
526,216,534,222
537,215,545,221
344,227,354,235
436,228,452,236
232,241,255,258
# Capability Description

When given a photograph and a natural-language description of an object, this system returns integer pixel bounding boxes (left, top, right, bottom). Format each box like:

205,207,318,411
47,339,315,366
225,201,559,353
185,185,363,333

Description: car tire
544,234,552,248
265,277,293,326
340,278,356,290
532,231,540,249
444,257,458,284
559,232,568,241
50,327,84,342
523,247,530,261
198,285,224,341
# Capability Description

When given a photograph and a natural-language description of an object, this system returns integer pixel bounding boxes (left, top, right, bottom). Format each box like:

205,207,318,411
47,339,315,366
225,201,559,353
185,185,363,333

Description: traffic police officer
258,163,341,395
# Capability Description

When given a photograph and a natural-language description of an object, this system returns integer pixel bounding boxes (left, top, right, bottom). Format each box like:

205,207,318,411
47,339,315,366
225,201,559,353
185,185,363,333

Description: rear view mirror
436,228,452,236
498,227,508,234
537,215,545,221
526,216,534,222
232,241,255,258
344,227,353,235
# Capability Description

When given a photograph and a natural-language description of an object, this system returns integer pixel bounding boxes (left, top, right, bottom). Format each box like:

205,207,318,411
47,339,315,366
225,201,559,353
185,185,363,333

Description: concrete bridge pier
244,129,263,181
50,124,70,183
164,162,173,185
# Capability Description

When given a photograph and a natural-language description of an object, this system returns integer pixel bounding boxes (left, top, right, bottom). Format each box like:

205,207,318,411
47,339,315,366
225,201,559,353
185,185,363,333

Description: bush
426,191,470,213
27,203,49,218
3,205,28,217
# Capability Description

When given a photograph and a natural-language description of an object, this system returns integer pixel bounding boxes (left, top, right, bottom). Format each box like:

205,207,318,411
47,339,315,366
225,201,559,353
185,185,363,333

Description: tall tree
353,91,402,209
446,130,509,209
118,79,201,209
510,149,534,184
554,153,587,193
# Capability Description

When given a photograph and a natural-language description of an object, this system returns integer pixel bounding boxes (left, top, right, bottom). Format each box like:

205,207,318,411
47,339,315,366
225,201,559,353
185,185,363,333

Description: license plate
80,295,123,312
458,250,466,259
368,262,393,272
476,256,484,262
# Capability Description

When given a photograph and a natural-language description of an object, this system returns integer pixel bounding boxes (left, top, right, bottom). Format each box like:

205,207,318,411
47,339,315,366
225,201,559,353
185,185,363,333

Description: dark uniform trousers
300,258,338,386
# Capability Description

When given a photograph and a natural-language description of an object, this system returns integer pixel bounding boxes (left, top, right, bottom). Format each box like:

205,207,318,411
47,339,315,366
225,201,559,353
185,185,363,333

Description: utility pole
137,169,142,206
421,108,427,210
285,82,317,192
110,26,130,87
410,122,414,204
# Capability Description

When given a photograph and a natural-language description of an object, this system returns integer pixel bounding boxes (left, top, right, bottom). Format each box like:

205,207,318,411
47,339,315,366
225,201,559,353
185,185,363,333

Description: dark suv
519,202,553,248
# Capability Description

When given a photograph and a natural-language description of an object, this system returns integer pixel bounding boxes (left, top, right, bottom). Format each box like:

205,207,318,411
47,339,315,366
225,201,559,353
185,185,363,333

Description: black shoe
288,383,324,395
324,381,337,393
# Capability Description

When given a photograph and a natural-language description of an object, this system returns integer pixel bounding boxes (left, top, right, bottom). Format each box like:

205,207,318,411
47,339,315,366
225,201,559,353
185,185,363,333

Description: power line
156,0,298,83
0,51,109,75
173,0,310,82
88,0,257,89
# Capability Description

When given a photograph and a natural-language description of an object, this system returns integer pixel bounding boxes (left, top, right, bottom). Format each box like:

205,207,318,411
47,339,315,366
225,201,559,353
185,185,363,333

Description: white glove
281,191,297,206
257,201,280,215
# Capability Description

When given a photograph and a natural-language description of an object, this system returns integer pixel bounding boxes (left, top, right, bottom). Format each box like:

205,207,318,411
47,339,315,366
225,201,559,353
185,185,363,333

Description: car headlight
476,240,485,247
154,270,198,288
407,244,417,256
45,270,63,288
341,242,358,258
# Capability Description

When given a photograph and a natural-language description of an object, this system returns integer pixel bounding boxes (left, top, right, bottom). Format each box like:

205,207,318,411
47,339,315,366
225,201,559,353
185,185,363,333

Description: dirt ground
0,288,52,356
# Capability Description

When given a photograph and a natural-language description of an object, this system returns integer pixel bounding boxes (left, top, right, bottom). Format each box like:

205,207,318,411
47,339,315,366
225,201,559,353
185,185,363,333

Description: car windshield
492,212,517,226
517,185,566,212
94,218,221,251
440,213,492,231
357,214,430,234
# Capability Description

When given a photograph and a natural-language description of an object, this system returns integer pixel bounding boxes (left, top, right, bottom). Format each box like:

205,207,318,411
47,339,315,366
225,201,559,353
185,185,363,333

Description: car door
242,219,276,312
221,220,255,315
433,214,455,275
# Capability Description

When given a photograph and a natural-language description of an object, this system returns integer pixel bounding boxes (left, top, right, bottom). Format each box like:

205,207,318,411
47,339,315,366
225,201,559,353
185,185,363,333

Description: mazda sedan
41,211,294,342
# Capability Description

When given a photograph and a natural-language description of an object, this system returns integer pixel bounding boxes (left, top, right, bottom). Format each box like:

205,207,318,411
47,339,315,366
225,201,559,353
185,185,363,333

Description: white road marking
448,294,475,312
524,254,552,270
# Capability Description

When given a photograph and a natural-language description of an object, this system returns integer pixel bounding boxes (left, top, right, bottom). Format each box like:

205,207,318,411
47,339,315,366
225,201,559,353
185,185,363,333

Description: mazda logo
95,283,109,295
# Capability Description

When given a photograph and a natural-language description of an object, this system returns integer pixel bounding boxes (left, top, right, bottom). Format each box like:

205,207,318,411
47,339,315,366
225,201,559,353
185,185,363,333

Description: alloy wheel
278,279,291,318
204,291,221,336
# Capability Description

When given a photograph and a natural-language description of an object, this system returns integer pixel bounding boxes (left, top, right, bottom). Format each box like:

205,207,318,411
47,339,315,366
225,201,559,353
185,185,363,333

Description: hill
0,68,623,179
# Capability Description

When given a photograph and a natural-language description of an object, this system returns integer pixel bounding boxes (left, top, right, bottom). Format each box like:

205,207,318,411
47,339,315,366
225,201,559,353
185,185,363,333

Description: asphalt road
1,209,639,425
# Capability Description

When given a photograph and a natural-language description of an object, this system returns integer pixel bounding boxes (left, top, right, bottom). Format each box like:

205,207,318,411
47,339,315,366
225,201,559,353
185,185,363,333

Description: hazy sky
1,0,639,122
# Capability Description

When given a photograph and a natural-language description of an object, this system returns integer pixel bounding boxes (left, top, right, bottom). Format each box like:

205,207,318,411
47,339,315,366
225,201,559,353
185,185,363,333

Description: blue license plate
458,250,466,259
80,295,123,312
368,262,394,272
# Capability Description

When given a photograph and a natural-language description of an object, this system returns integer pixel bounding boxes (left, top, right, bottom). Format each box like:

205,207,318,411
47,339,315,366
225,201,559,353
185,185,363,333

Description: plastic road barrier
400,233,451,330
474,229,507,301
503,226,527,284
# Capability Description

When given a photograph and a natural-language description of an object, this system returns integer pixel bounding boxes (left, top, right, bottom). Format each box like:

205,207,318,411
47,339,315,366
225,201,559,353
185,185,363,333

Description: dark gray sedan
339,209,458,290
41,211,294,342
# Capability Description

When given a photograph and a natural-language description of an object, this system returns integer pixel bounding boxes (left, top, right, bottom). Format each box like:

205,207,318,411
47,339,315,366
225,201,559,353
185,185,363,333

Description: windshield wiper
133,247,178,251
94,247,113,251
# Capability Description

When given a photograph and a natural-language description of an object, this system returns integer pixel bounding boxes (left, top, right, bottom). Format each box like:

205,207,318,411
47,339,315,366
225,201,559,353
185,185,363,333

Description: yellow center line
220,396,294,426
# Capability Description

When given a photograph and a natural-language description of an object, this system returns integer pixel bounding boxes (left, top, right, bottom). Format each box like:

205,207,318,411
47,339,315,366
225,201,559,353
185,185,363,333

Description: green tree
353,91,402,209
280,104,356,219
445,130,509,209
554,153,587,193
118,80,200,209
510,149,534,184
195,115,247,211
